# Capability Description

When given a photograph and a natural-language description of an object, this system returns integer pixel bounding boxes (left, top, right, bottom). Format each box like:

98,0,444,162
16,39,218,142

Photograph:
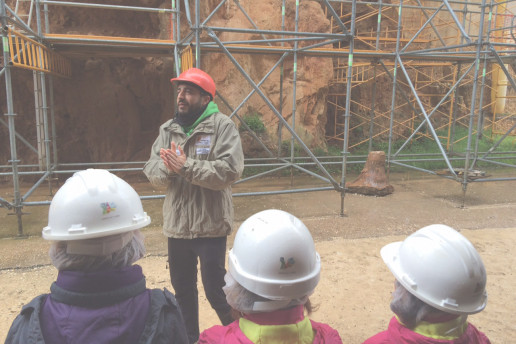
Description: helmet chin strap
66,231,134,256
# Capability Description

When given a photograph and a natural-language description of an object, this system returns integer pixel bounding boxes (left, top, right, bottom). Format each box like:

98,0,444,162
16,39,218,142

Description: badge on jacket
196,135,212,155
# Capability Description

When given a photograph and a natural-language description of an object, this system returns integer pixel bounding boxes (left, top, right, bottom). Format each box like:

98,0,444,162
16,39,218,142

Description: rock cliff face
51,57,175,163
0,0,333,166
198,0,333,149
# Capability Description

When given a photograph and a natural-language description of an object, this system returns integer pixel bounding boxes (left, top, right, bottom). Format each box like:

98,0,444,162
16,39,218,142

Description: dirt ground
1,171,516,342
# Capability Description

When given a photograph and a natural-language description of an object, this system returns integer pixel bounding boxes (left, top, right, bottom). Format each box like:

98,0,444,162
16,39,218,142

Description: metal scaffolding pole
461,0,487,206
386,0,404,176
1,0,23,236
277,0,286,157
339,0,356,216
36,1,53,196
290,0,299,186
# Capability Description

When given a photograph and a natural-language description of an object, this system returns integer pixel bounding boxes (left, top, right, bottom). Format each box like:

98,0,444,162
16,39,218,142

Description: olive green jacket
143,111,244,239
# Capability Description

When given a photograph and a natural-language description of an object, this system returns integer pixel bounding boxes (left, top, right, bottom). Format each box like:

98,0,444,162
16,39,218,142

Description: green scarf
182,101,219,137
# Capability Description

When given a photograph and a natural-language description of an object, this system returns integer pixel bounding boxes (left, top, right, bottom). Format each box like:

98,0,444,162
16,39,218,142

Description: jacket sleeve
312,320,344,344
143,122,175,188
178,117,244,191
141,288,189,344
198,325,225,344
5,295,47,344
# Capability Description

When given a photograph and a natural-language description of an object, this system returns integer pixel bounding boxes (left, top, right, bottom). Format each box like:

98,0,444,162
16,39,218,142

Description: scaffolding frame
1,0,516,236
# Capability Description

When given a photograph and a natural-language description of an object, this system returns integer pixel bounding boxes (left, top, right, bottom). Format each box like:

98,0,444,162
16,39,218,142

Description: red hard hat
170,68,216,99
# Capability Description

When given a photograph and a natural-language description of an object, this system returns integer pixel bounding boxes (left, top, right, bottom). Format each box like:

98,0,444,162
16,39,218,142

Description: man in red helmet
144,67,244,344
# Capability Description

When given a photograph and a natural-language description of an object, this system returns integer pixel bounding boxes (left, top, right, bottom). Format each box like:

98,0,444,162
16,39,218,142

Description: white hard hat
228,209,321,305
42,169,151,241
381,224,487,315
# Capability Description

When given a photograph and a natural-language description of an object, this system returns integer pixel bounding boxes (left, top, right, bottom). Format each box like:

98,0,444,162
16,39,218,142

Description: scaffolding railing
327,0,516,157
2,0,516,237
6,27,71,77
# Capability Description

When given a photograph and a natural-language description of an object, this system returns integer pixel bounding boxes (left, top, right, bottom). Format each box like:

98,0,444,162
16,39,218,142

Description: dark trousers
168,237,233,344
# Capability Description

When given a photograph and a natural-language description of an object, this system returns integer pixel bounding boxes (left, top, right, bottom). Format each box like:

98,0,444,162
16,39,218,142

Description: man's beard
174,101,205,127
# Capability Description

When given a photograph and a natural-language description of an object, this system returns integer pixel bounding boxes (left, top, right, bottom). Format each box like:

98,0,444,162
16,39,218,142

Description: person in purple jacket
5,169,188,344
363,224,491,344
198,209,343,343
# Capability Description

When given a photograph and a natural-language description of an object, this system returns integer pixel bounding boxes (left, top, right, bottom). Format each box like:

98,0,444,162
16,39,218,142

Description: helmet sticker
280,257,295,270
100,202,116,215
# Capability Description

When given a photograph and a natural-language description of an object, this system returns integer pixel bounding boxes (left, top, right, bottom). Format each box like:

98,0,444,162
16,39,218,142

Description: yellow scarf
239,315,315,344
410,315,468,340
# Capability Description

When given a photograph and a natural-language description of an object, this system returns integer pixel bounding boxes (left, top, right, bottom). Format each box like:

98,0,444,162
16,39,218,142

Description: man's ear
201,94,211,107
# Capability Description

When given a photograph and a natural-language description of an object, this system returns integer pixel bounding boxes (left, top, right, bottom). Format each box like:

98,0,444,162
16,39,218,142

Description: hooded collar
174,101,219,137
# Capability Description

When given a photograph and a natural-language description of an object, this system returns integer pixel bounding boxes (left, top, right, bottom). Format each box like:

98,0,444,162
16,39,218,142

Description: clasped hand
160,141,186,173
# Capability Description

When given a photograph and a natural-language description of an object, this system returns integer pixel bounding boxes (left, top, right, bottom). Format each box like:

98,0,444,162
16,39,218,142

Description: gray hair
390,280,460,328
49,230,146,271
223,272,311,314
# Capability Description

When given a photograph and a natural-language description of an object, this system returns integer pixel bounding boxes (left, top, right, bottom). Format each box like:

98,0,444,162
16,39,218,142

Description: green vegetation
240,113,266,134
242,126,516,179
351,126,516,172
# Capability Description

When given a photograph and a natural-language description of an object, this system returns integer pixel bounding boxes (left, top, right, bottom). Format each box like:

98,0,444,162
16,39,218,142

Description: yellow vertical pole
446,64,459,150
490,1,508,117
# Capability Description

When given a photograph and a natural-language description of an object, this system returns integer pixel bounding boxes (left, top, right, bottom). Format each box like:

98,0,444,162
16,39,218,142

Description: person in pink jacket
199,209,343,343
363,224,491,344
